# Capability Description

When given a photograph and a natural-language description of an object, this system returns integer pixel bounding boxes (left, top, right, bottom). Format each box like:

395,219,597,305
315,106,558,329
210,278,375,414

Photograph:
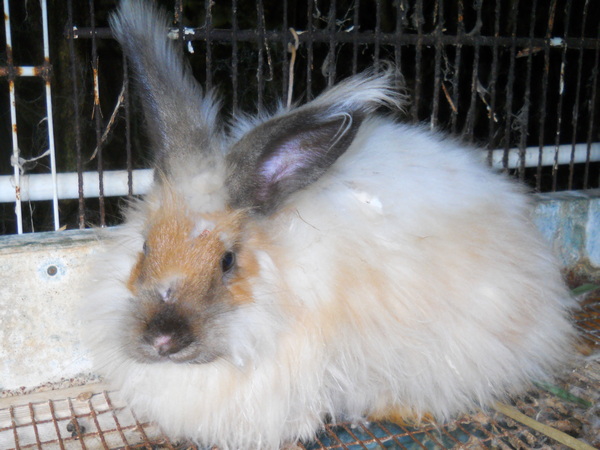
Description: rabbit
81,0,576,448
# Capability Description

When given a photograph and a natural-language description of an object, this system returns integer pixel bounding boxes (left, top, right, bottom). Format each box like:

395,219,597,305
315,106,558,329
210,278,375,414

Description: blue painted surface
534,190,600,270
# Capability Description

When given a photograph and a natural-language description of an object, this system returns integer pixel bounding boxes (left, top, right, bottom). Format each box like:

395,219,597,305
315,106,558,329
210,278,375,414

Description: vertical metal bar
67,0,85,229
40,0,60,230
231,0,239,113
501,0,520,170
204,0,213,91
88,0,105,226
552,0,572,191
537,0,558,191
517,0,537,182
464,0,482,143
306,0,314,100
374,0,381,63
327,0,337,87
282,0,289,99
394,0,406,79
352,0,360,74
174,0,184,51
568,0,590,190
123,57,133,196
256,0,265,112
451,0,465,135
3,0,22,233
584,18,600,189
412,0,424,122
430,0,444,130
487,0,501,162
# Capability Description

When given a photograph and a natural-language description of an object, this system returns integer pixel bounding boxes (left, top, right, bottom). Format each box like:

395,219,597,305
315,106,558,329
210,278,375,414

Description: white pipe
490,142,600,169
0,142,598,204
0,170,153,203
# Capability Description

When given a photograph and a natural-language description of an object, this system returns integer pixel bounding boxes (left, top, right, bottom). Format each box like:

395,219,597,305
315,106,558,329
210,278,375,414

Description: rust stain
93,67,100,105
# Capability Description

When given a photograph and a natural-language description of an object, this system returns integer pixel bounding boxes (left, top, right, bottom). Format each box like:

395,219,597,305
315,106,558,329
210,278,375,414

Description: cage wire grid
0,294,598,450
0,0,599,233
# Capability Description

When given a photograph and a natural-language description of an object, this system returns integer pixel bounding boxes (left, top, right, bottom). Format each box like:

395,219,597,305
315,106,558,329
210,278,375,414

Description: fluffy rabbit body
83,1,575,448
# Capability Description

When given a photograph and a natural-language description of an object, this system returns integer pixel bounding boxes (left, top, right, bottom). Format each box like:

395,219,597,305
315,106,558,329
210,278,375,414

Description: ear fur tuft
110,0,221,173
225,66,405,215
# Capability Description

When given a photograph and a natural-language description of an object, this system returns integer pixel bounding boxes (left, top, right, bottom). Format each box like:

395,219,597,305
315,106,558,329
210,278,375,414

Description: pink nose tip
153,334,175,356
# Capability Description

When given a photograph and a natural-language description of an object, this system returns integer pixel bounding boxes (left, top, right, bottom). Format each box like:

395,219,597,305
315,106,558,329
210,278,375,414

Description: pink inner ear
259,140,312,186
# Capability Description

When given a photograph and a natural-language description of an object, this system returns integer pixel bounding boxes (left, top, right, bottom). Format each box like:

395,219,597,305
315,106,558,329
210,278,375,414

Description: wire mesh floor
1,295,598,450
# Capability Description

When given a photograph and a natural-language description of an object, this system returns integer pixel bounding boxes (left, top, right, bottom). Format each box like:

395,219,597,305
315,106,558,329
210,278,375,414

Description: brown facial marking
226,226,267,305
127,191,256,309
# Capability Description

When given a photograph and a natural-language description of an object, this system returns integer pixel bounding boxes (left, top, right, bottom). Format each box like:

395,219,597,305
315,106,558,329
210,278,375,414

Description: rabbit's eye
221,251,236,274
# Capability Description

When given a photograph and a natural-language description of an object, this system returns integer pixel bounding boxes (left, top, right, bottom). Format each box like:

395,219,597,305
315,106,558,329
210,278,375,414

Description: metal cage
0,0,598,234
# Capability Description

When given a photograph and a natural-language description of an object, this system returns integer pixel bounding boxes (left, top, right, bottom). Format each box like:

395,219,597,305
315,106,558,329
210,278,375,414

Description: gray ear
226,107,363,215
226,68,405,215
110,0,219,173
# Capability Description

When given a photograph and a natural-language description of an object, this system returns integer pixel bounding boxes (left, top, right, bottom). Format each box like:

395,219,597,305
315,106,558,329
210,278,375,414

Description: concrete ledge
0,229,103,395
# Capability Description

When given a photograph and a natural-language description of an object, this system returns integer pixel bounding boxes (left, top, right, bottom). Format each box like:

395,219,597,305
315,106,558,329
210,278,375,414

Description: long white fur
85,118,574,449
82,2,575,449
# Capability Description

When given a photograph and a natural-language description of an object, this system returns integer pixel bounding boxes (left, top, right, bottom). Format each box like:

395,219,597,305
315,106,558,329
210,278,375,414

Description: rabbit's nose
144,305,194,357
153,334,176,356
152,333,190,357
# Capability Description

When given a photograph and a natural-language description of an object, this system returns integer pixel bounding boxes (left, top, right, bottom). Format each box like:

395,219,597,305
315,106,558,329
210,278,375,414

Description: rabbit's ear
227,68,404,215
110,0,219,174
226,107,362,215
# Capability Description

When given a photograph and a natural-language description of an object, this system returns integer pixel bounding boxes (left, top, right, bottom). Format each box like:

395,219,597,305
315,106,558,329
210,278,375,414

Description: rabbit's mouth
126,297,232,364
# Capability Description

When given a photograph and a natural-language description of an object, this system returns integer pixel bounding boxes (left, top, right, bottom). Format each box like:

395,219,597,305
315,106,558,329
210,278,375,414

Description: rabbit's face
123,192,256,364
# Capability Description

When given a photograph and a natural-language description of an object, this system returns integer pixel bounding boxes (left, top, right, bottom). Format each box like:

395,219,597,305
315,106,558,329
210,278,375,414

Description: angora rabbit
83,1,575,448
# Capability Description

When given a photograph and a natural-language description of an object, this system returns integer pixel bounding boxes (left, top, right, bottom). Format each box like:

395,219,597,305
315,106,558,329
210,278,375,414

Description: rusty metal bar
486,0,501,163
66,0,86,229
552,0,573,191
326,0,337,87
4,0,22,234
584,18,600,189
430,0,444,130
306,0,314,101
0,0,60,233
569,0,591,190
88,0,105,227
500,0,520,171
231,0,239,113
463,0,482,143
394,0,406,79
517,0,537,182
70,26,600,50
352,0,360,75
412,0,424,123
374,0,381,63
256,0,266,112
204,0,213,92
281,0,289,100
124,57,133,197
449,0,464,135
537,0,558,191
40,0,60,230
